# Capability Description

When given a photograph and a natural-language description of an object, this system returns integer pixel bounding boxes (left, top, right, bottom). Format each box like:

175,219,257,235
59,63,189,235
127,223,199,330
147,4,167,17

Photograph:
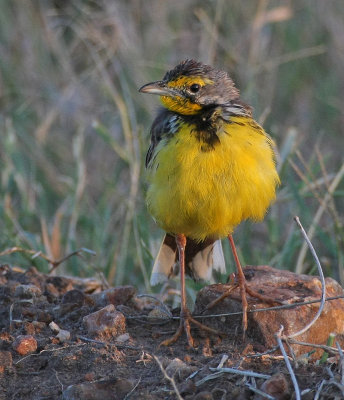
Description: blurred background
0,0,343,293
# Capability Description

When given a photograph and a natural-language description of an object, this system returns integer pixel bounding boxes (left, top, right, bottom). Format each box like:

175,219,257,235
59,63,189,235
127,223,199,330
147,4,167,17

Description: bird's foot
160,308,222,348
205,277,283,337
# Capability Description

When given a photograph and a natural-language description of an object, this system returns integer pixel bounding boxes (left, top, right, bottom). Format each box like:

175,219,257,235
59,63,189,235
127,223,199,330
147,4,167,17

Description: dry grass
0,0,343,291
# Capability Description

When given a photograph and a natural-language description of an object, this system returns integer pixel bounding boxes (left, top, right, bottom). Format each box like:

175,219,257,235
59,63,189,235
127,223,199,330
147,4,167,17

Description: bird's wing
145,109,180,168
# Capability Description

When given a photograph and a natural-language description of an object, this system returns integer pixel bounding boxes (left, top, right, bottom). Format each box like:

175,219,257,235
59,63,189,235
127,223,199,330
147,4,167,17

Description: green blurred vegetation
0,0,343,291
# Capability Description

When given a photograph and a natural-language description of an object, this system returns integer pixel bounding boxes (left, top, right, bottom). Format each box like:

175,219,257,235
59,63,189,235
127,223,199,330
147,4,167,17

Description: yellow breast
146,116,280,242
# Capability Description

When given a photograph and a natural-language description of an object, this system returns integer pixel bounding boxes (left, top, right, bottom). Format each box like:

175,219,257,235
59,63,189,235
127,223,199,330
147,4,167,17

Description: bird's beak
139,81,176,97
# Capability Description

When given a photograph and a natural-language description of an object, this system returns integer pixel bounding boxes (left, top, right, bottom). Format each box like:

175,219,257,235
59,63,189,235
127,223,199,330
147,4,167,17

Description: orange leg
228,234,248,332
206,235,280,335
160,234,221,347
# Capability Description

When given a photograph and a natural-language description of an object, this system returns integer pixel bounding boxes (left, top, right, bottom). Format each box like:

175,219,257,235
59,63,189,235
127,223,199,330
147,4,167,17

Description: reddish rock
91,286,136,307
194,265,344,356
12,335,37,355
256,373,289,400
83,304,126,339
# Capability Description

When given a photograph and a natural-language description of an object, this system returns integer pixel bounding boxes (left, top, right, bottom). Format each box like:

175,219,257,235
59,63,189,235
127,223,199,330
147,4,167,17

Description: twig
314,379,326,400
48,248,96,273
196,367,270,388
208,367,271,379
331,381,344,396
326,366,334,379
336,341,344,386
153,355,183,400
53,369,64,390
245,382,275,399
287,216,326,338
288,339,338,355
123,376,142,400
0,246,95,273
77,335,141,350
195,371,225,386
186,369,200,381
217,354,229,369
15,343,86,365
124,295,344,323
275,326,301,400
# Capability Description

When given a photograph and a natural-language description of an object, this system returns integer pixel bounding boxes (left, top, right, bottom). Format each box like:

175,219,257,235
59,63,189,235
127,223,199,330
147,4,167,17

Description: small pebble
14,284,42,299
57,329,71,343
115,333,130,343
12,335,37,355
91,286,136,307
49,321,60,333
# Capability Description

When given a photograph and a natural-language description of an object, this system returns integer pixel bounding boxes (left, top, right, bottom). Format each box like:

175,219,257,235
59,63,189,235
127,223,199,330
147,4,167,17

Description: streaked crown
140,59,240,115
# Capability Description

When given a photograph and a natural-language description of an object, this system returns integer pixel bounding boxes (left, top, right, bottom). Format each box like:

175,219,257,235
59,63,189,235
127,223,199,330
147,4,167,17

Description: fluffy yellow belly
146,117,279,242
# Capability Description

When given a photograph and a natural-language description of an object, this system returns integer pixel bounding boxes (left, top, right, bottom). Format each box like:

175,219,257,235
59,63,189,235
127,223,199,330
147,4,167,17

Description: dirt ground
0,264,342,400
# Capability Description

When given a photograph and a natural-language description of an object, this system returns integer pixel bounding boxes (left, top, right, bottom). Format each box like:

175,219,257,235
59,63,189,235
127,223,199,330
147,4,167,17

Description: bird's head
139,59,240,115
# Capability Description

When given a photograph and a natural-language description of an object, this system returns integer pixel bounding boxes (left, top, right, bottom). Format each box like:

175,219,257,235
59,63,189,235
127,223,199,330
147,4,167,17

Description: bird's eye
189,83,200,93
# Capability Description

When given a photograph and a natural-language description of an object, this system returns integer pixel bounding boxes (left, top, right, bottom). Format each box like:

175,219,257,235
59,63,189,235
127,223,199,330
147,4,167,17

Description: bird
139,59,280,347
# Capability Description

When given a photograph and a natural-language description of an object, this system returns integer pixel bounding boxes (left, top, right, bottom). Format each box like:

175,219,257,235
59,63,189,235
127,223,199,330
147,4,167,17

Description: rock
62,378,133,400
165,358,196,381
12,335,37,355
179,380,197,397
23,322,35,335
193,392,213,400
60,289,86,315
83,304,126,339
45,282,60,298
0,351,12,373
45,276,74,295
62,289,86,306
91,286,136,307
32,321,46,333
255,373,289,400
115,333,130,343
49,321,60,333
194,265,344,356
14,284,42,299
57,329,71,343
35,310,53,323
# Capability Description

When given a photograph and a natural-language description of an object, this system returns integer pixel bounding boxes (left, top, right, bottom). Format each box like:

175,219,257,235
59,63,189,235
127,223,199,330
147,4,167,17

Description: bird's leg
206,235,280,336
228,234,248,332
228,235,282,304
160,234,222,348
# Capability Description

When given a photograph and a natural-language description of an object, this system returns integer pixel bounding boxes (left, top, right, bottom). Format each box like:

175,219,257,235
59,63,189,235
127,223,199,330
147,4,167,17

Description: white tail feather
150,236,226,286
